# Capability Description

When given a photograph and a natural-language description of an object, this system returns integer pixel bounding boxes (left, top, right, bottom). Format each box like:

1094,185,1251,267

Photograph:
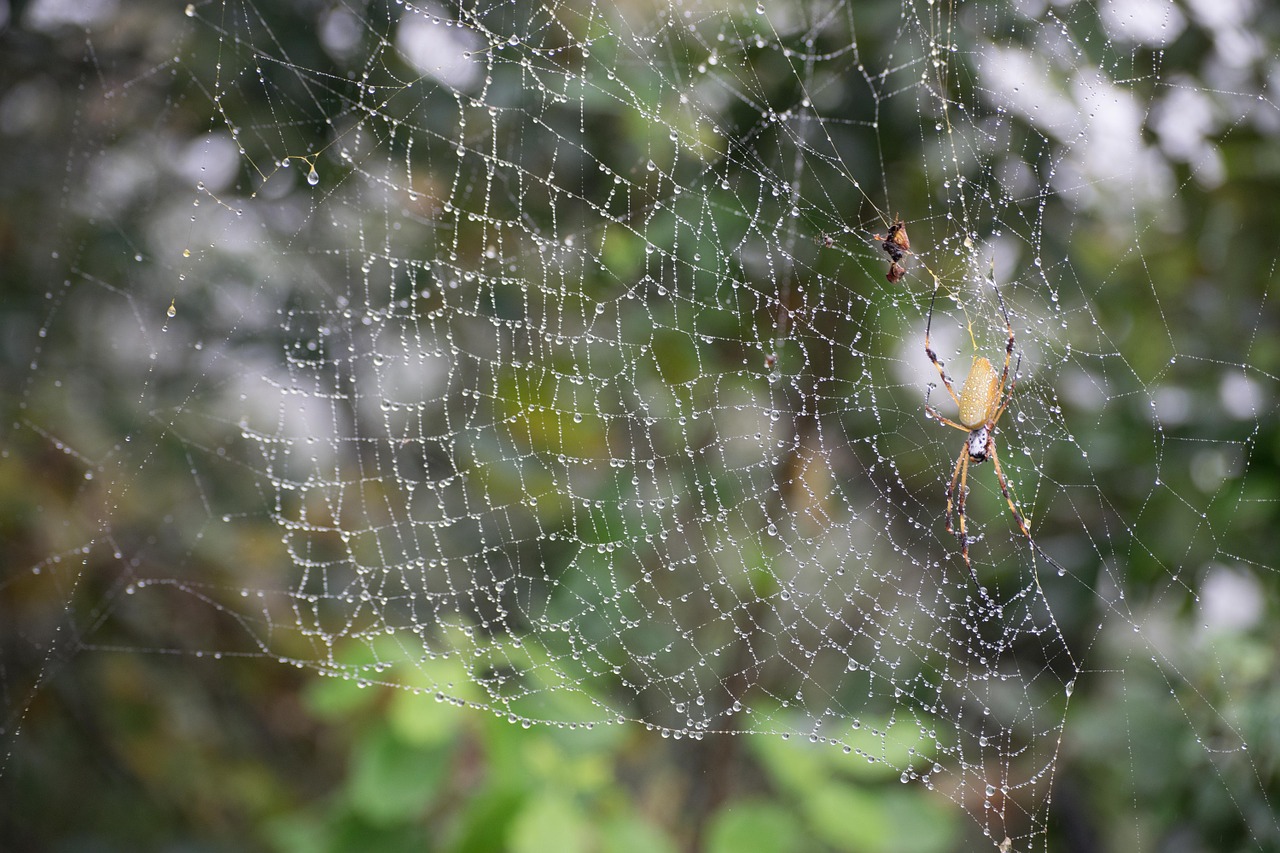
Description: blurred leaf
348,726,450,824
751,719,920,799
652,328,700,385
876,789,958,853
599,814,679,853
304,673,383,720
452,787,527,853
388,689,465,746
268,810,433,853
801,783,891,851
750,733,831,796
509,792,592,853
265,811,330,853
705,801,801,853
324,815,433,853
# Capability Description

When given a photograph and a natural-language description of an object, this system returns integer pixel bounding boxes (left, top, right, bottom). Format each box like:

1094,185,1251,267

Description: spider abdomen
958,356,1001,428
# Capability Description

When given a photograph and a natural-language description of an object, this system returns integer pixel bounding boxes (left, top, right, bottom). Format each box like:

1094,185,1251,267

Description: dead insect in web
764,352,778,369
873,219,910,263
886,262,906,283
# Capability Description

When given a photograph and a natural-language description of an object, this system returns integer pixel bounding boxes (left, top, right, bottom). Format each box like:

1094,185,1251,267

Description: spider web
4,0,1278,849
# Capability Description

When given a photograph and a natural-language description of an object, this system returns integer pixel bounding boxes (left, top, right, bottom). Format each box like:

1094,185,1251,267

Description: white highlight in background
397,6,484,93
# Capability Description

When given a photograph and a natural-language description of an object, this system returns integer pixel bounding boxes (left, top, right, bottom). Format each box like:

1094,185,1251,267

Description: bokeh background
2,1,1279,851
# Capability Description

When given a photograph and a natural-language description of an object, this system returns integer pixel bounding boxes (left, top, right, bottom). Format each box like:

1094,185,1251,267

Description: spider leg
989,268,1015,387
943,445,967,536
991,352,1022,425
953,454,979,581
987,437,1033,542
925,285,963,410
924,403,971,433
988,438,1073,582
986,268,1018,419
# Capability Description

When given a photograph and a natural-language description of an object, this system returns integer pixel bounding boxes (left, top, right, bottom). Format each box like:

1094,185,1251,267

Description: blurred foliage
2,1,1280,852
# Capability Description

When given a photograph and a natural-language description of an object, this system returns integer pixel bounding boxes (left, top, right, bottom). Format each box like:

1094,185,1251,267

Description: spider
923,280,1034,577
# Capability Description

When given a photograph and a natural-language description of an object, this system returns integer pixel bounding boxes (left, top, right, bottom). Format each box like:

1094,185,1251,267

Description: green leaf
304,672,383,719
750,733,832,797
705,802,800,853
264,812,329,853
347,727,449,825
802,783,890,851
387,688,464,746
509,792,592,853
452,787,527,853
599,815,678,853
876,790,958,853
800,783,959,853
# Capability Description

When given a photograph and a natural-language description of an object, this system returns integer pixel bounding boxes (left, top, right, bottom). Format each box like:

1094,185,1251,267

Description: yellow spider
923,281,1034,576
